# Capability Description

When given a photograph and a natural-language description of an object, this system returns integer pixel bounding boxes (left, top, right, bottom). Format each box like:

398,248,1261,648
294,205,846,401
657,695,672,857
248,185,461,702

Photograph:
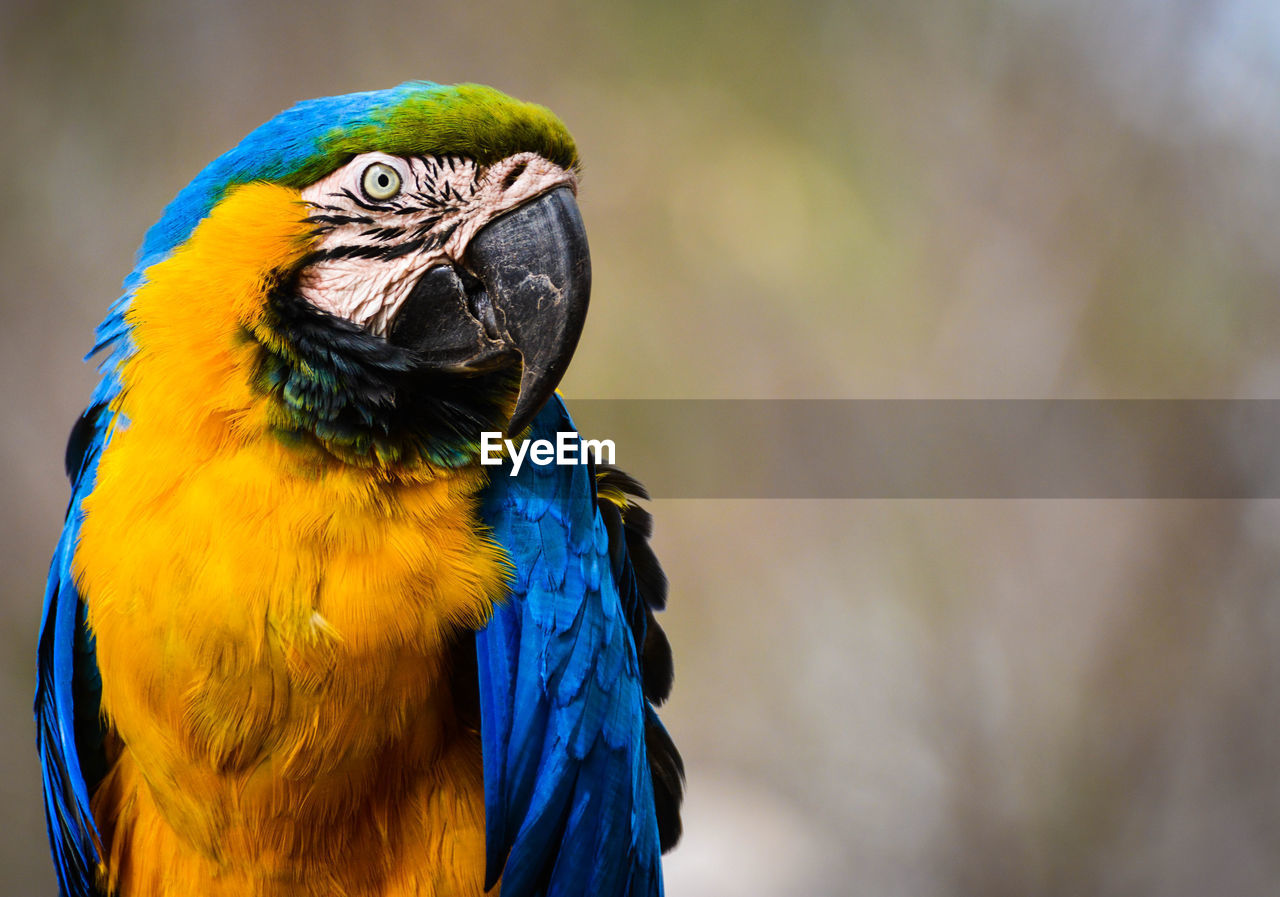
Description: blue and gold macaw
36,81,682,897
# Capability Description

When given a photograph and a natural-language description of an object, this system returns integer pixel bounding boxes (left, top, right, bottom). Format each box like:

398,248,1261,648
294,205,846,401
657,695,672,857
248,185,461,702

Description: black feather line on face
247,272,520,469
359,226,407,242
311,213,375,227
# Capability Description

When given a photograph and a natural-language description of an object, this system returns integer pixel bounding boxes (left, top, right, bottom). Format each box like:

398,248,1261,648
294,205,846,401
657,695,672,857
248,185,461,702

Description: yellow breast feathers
75,184,509,897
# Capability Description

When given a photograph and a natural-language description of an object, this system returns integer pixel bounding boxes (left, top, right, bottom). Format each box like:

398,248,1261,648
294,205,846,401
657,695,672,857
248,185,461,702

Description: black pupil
378,173,389,187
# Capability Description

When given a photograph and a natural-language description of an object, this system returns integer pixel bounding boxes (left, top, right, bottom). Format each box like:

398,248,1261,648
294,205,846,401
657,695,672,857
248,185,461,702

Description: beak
389,186,591,436
467,187,591,434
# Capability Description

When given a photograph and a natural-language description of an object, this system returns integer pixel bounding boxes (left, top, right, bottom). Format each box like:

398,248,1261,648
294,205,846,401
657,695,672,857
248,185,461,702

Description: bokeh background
4,1,1280,894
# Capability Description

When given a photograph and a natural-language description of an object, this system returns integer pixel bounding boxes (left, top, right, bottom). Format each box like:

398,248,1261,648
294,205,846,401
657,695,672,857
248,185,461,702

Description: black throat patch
248,274,520,469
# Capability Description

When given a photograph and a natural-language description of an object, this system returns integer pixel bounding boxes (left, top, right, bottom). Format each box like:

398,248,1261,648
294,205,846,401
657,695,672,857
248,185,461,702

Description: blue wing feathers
37,403,114,897
591,466,684,851
477,396,666,897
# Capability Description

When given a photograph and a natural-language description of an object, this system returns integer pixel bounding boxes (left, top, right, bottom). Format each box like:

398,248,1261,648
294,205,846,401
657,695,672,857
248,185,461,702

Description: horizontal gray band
561,400,1280,498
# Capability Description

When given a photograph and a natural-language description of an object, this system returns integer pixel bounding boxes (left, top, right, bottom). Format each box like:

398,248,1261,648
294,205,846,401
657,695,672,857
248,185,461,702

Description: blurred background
4,1,1280,894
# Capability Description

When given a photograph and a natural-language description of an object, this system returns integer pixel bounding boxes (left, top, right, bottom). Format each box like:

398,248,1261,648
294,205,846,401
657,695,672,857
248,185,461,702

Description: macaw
36,81,683,897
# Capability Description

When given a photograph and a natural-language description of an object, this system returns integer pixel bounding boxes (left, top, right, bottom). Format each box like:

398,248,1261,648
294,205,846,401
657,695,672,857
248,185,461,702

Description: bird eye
361,162,402,201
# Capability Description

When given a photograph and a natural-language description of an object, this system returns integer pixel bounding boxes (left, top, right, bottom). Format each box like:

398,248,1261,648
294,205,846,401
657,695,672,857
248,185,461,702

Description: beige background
4,1,1280,894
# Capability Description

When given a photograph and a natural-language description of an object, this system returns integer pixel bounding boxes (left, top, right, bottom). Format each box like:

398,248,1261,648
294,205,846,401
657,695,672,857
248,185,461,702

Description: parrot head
102,82,590,469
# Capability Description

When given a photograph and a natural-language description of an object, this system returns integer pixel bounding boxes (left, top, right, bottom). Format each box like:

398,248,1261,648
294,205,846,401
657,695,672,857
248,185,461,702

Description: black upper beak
388,186,591,436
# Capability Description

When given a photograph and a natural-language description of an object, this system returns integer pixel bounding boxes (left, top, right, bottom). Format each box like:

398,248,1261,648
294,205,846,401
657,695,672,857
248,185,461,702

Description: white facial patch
298,151,577,336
